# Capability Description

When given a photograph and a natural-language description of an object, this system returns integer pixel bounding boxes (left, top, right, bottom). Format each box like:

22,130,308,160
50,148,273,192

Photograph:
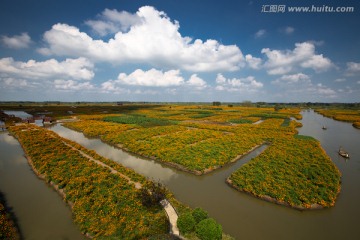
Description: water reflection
1,133,19,145
52,125,178,182
0,133,84,240
3,110,32,119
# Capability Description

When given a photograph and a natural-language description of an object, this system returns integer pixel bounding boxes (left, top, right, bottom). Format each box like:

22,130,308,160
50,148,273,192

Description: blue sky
1,0,359,102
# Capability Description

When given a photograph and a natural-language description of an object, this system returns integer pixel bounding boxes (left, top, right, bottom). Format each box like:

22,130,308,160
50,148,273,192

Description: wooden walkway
160,199,180,236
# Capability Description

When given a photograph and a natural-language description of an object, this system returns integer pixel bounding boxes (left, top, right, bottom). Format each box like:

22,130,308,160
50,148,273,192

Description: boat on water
338,147,350,158
322,125,327,130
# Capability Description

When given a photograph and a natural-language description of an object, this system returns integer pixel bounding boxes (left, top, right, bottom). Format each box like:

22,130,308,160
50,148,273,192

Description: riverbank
315,109,360,129
227,136,341,210
225,178,324,210
63,120,265,175
9,124,172,239
61,111,343,211
0,191,21,240
73,124,266,176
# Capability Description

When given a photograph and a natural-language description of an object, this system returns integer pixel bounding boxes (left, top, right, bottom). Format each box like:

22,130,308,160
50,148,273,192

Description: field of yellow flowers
228,136,341,209
0,193,19,240
63,105,340,209
9,124,169,239
65,106,301,173
315,108,360,129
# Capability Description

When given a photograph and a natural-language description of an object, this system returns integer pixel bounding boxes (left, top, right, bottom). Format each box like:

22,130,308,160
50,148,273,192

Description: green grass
249,113,288,119
104,114,177,127
228,119,253,124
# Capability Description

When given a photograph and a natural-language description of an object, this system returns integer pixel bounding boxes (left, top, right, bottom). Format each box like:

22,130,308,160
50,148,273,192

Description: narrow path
61,138,181,237
62,140,142,189
160,199,180,236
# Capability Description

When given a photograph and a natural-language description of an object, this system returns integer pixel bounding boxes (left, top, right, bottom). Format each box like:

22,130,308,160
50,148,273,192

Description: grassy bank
9,124,169,239
0,191,20,240
62,105,341,209
315,109,360,129
64,106,301,174
228,137,341,209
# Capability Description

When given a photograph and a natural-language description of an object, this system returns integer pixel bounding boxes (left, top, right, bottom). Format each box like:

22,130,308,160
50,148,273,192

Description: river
1,110,359,239
0,132,85,240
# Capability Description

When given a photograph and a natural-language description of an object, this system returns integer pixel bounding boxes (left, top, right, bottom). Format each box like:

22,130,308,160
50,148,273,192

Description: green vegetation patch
316,108,360,128
104,114,177,127
294,134,317,141
249,113,288,119
177,208,224,240
281,118,291,127
188,111,215,119
0,192,20,240
228,137,341,209
228,118,253,124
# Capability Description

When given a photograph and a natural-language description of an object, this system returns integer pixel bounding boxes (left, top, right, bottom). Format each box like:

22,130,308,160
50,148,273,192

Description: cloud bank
38,6,244,72
1,33,32,49
262,42,333,75
0,57,94,80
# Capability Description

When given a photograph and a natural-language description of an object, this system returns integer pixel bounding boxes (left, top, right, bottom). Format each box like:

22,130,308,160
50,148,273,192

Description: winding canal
0,132,85,240
0,110,359,239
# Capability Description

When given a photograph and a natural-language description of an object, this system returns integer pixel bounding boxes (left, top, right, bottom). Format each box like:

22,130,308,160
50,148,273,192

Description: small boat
338,147,349,158
322,125,327,130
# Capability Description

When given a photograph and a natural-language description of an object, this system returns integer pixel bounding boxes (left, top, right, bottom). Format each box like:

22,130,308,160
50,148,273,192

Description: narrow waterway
3,110,32,119
0,132,85,240
50,110,360,240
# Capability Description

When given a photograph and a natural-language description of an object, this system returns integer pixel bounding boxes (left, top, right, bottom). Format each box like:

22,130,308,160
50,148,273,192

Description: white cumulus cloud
261,42,333,75
186,74,207,89
38,6,244,72
104,68,184,88
245,54,262,69
0,57,94,80
346,62,360,76
54,79,95,90
272,73,311,84
283,26,295,35
255,29,266,38
0,77,28,89
101,68,208,92
1,33,32,49
85,8,142,36
334,78,346,82
215,73,263,92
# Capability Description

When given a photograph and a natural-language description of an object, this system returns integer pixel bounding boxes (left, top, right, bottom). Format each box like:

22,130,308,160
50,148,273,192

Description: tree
177,212,196,234
274,104,281,111
242,100,252,107
192,207,208,223
195,218,222,240
138,181,166,207
213,101,221,106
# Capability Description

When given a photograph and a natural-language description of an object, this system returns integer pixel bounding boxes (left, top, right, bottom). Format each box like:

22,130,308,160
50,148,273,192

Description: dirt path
62,141,142,189
62,139,181,237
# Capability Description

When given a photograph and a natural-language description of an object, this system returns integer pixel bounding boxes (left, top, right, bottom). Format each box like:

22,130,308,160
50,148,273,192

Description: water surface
0,132,85,240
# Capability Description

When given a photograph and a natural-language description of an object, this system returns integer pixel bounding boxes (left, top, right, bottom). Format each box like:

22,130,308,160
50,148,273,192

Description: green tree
195,218,222,240
213,101,221,106
177,212,196,234
192,207,208,223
